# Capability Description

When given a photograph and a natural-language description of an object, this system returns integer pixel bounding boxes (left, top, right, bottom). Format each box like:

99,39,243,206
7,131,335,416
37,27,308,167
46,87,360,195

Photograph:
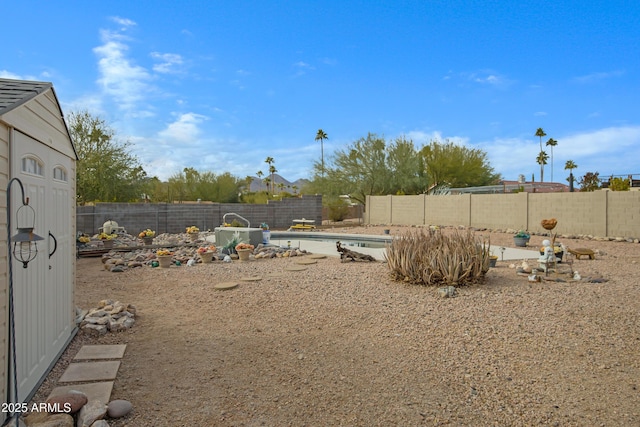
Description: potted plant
235,242,255,261
98,232,116,248
260,222,271,244
138,229,156,245
197,245,217,263
186,226,200,242
156,249,173,268
513,230,530,247
489,252,499,268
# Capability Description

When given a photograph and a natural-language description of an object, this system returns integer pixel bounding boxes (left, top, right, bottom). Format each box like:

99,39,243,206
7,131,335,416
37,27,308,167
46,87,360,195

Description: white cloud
109,16,137,28
93,29,154,110
151,52,184,74
0,70,24,79
158,112,208,144
572,70,624,84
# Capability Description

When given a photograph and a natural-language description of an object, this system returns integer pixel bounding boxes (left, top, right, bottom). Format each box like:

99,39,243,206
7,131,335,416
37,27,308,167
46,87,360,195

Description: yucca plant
385,228,491,286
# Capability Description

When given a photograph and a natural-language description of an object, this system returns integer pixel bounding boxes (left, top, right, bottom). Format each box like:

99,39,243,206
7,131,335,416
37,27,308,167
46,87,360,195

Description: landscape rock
23,412,73,427
45,390,88,414
89,421,110,427
77,401,107,427
106,399,133,418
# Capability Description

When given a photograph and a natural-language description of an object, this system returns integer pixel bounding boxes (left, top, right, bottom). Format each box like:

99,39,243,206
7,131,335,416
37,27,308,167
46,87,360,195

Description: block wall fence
77,195,323,235
365,191,640,238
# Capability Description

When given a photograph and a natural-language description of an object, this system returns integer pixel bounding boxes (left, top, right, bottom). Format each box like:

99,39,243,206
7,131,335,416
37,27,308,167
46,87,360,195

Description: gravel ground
30,225,640,426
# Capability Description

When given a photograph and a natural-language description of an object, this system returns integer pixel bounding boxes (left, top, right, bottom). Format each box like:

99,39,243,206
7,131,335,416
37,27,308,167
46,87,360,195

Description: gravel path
30,225,640,426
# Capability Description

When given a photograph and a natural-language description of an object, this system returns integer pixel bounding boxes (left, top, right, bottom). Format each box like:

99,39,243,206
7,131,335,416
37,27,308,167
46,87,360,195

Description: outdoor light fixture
3,177,43,425
10,201,43,268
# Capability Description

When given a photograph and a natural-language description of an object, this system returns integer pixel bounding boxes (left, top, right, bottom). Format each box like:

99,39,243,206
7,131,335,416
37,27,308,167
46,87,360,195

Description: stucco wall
367,191,640,238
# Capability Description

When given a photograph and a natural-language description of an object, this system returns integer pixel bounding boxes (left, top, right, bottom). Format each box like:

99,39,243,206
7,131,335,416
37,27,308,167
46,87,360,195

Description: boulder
106,399,133,418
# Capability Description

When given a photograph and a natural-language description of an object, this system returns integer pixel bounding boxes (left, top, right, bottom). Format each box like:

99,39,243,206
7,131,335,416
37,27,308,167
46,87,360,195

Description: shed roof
0,78,53,115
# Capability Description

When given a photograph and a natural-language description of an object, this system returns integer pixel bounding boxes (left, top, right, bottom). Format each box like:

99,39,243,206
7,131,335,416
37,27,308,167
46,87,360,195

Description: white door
11,130,74,402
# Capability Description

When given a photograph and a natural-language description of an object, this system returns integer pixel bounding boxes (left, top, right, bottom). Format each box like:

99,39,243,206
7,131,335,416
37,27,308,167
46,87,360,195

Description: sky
3,0,639,183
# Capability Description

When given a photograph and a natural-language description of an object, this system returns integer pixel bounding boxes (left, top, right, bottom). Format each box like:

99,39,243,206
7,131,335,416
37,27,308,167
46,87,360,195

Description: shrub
328,199,350,222
385,228,491,286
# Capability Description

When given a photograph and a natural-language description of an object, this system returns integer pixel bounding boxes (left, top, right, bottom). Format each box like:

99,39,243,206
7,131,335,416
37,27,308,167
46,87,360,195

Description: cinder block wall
425,194,471,226
76,195,322,235
366,191,640,238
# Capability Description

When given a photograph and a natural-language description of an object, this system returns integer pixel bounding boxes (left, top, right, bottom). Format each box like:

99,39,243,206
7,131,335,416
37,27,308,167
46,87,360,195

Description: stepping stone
59,361,121,383
241,276,262,282
214,281,239,290
49,382,114,405
74,344,127,360
284,265,307,271
295,259,317,265
308,254,327,259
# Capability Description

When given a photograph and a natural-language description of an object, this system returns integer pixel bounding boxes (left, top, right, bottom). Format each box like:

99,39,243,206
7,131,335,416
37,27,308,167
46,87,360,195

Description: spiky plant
385,228,491,286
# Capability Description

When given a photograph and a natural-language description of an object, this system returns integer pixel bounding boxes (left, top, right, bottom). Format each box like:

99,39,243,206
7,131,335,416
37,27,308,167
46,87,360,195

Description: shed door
11,130,74,402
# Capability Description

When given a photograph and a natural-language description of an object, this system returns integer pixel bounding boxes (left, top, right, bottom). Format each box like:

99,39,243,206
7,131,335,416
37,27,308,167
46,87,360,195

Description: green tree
535,127,547,181
419,140,500,191
546,138,558,181
387,136,426,194
609,177,630,191
315,129,328,177
536,151,549,182
564,160,578,192
579,172,601,191
69,110,147,204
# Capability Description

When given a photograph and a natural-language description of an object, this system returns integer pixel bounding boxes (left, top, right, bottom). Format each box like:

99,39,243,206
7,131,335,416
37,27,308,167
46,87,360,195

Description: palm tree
256,170,264,191
535,128,547,181
536,151,549,182
546,138,558,182
565,160,578,192
315,129,328,177
265,157,275,194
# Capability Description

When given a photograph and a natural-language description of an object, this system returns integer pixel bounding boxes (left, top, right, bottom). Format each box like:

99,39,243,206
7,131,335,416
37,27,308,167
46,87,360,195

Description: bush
385,228,491,286
328,199,350,222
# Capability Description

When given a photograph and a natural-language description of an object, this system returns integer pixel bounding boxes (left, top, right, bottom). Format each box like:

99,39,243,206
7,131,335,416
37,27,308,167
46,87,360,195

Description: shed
0,78,77,411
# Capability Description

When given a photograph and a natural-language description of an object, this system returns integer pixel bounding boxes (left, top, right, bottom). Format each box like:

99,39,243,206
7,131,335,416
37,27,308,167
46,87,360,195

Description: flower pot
158,255,173,268
188,232,199,242
102,240,114,249
199,251,214,263
143,236,154,245
513,237,530,247
262,230,271,244
237,248,251,261
489,257,498,268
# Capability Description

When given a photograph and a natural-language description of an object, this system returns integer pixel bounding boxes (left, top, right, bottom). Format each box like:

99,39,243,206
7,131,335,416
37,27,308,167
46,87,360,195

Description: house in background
0,78,77,413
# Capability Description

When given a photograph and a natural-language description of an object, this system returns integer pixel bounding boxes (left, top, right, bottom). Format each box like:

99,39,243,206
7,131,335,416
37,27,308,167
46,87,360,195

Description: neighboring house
0,78,77,411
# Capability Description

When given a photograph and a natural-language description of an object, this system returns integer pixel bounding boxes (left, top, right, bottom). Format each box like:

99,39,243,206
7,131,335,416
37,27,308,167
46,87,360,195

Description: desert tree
536,151,549,182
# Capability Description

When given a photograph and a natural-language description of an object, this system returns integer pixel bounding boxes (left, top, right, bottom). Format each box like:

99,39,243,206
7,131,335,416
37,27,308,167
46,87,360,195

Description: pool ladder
222,212,251,228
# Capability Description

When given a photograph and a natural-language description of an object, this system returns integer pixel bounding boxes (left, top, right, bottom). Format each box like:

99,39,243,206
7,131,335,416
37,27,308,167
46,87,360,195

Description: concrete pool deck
266,231,540,262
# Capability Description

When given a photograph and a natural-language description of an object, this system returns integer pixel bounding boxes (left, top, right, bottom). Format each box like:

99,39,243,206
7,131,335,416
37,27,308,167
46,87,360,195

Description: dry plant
385,228,491,286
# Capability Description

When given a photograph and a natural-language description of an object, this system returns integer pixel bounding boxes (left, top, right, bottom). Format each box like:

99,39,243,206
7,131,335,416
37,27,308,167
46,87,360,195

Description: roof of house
0,78,53,116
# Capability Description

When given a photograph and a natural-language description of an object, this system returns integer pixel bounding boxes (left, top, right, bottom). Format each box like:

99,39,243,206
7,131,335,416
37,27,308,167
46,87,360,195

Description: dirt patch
31,226,640,426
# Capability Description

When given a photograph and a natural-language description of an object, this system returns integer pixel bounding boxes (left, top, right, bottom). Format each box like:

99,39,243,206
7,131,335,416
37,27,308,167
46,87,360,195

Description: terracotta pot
237,248,251,261
199,251,214,263
158,255,173,268
188,232,199,242
143,236,154,245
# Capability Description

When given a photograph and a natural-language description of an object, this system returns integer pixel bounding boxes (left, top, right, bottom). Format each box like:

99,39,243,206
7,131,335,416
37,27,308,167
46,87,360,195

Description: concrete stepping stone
241,276,262,281
308,254,327,259
48,382,114,404
59,361,121,383
295,259,317,265
284,265,307,271
74,344,127,360
214,281,239,290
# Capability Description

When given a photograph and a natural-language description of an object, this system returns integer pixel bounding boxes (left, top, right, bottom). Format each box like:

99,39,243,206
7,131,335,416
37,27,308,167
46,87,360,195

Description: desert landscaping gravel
30,225,640,426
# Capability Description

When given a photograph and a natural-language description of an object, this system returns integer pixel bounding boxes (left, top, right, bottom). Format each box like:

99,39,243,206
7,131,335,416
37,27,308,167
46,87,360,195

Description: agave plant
385,228,491,286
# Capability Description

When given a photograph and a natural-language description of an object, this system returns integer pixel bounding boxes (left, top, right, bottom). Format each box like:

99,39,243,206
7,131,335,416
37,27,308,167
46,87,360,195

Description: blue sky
3,1,639,183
